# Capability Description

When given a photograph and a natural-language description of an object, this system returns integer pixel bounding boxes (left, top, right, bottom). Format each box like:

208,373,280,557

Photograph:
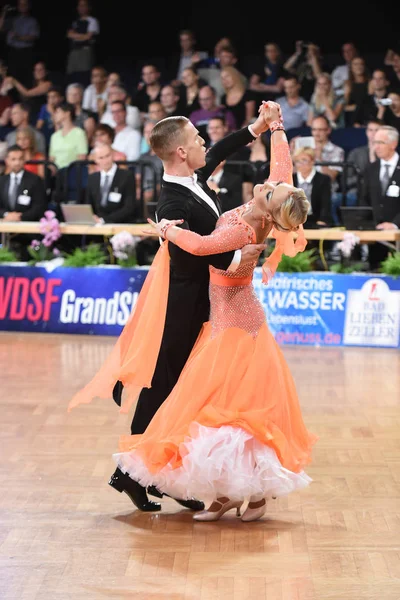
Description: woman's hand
142,218,184,238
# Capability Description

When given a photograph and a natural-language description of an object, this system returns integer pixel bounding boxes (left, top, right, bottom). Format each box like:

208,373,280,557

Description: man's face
148,103,166,122
207,119,226,143
111,104,126,126
219,51,236,68
141,66,159,85
372,129,398,160
91,68,105,86
283,79,299,98
77,0,89,16
311,119,330,144
180,122,206,170
6,150,25,173
11,106,25,127
198,88,215,110
160,87,177,109
66,87,81,106
94,144,114,171
366,122,380,144
342,43,357,63
108,88,124,104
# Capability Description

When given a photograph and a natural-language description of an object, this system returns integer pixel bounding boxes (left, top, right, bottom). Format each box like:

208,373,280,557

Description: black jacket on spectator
361,158,400,227
0,170,46,220
86,168,136,223
210,169,244,213
293,171,333,226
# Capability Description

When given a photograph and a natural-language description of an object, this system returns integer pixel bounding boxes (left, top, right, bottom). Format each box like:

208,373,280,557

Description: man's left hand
376,222,398,230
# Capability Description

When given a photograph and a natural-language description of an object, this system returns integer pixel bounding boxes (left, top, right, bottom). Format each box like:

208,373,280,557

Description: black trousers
130,271,210,435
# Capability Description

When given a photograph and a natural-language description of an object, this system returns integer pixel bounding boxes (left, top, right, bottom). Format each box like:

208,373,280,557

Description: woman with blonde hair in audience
220,65,256,129
14,126,45,178
306,72,345,129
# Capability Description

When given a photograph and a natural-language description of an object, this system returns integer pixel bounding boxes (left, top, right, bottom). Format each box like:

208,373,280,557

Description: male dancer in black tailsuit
109,103,276,511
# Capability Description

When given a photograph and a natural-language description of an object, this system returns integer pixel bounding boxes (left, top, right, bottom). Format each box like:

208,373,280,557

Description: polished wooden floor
1,332,399,600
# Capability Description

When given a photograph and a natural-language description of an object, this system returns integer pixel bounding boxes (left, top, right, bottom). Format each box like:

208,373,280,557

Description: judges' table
1,221,400,250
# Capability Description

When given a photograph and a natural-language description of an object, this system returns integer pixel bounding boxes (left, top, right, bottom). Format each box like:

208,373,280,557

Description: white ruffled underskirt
113,424,312,505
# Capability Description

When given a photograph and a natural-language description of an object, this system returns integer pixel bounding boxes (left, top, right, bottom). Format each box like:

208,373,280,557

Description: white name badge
108,192,121,203
387,184,400,198
17,194,31,206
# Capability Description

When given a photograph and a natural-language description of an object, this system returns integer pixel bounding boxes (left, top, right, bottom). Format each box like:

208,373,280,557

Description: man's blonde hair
149,116,189,161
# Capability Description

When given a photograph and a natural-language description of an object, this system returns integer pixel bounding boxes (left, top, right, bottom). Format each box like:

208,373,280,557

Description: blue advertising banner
0,265,399,347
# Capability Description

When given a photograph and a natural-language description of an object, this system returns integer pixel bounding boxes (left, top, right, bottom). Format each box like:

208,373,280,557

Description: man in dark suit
0,144,46,222
207,159,245,212
0,144,47,259
86,142,136,223
360,125,400,269
292,146,333,226
109,103,275,512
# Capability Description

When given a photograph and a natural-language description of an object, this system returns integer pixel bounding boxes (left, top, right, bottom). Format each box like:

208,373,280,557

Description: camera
377,98,393,106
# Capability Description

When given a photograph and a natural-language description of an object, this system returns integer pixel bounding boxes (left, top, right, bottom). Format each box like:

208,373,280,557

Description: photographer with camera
353,69,391,127
0,0,39,88
283,40,323,102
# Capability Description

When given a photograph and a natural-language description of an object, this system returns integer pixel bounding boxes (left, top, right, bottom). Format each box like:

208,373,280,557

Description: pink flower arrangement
110,231,140,266
337,232,360,258
28,210,62,263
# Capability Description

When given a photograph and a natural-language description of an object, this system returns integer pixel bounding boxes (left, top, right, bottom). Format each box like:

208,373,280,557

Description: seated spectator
179,66,202,117
292,146,333,226
15,126,45,178
5,60,53,123
306,72,345,129
383,48,400,93
106,71,120,90
100,84,141,130
147,101,167,123
5,101,46,154
168,28,208,87
160,84,184,117
241,131,270,202
380,90,400,135
343,56,370,127
82,65,108,115
189,85,236,144
360,125,400,269
0,59,14,124
207,158,247,212
220,65,256,129
283,41,323,102
132,64,162,124
87,123,127,173
330,42,359,98
344,118,381,206
0,144,46,222
136,120,163,218
66,82,97,146
249,42,286,100
85,141,136,223
49,102,88,169
110,101,141,162
36,85,63,150
276,75,310,131
353,69,391,126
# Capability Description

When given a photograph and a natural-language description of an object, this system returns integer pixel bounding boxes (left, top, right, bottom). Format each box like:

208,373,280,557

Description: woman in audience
380,90,400,135
180,66,202,116
15,127,46,178
307,72,345,129
249,42,286,100
87,123,127,173
220,65,256,129
343,56,370,126
66,82,97,146
6,61,53,123
49,102,88,170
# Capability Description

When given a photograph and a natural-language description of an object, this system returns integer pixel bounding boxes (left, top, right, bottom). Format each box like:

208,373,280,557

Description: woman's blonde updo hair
149,116,190,161
271,189,310,231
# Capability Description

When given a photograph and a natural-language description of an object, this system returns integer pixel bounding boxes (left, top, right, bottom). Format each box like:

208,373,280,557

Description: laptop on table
340,206,376,231
61,203,97,225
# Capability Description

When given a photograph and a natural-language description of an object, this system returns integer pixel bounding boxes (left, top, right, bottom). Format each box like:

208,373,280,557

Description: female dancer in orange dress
69,106,317,522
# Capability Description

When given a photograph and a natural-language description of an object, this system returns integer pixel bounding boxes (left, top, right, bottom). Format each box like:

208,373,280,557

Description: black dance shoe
147,485,205,511
109,468,161,512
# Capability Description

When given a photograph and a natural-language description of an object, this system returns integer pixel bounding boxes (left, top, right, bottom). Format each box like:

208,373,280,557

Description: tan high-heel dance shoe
240,498,267,522
193,497,243,521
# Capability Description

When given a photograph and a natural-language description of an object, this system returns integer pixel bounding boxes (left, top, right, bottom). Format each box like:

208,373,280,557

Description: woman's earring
262,215,265,229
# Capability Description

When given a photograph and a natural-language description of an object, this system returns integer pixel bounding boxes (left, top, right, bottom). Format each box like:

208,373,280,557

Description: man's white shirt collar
100,162,117,181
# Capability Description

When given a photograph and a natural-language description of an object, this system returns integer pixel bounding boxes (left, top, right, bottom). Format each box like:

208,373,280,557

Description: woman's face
351,57,365,75
16,133,30,150
265,44,279,62
94,130,111,145
220,70,234,89
181,69,197,87
293,153,314,177
253,181,298,229
316,76,331,93
34,63,46,80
